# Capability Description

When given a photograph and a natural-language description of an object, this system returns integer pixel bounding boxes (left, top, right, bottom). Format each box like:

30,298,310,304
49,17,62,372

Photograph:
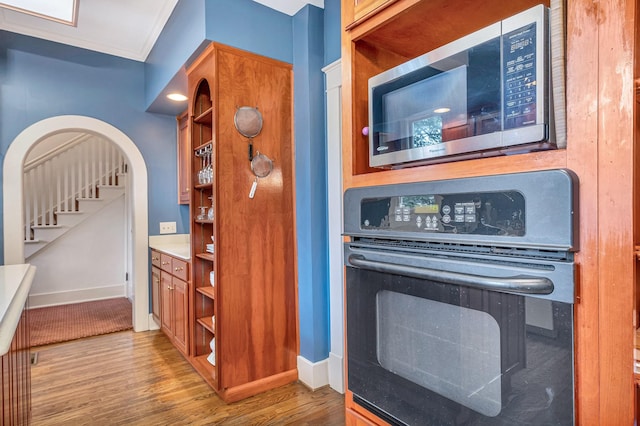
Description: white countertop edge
150,244,190,261
0,265,36,356
149,234,191,261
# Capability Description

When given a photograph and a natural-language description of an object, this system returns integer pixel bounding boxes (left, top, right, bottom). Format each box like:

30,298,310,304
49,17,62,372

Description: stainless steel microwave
368,4,554,168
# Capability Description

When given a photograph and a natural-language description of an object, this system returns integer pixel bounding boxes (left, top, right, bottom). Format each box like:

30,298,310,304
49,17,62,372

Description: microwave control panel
360,190,526,237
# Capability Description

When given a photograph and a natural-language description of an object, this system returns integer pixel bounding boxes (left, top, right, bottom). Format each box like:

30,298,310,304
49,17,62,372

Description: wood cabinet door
177,110,190,204
151,266,161,324
160,271,173,335
172,278,189,354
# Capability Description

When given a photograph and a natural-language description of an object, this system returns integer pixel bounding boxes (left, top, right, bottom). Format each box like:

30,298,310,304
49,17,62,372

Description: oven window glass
377,290,502,417
347,266,574,425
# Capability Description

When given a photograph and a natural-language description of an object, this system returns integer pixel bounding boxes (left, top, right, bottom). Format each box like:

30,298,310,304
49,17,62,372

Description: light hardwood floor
31,330,345,425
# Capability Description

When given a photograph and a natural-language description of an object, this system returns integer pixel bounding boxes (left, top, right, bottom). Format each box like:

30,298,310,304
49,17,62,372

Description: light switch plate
159,221,177,234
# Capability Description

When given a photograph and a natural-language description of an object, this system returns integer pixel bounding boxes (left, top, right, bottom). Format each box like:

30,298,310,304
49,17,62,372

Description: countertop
0,264,36,355
149,234,190,260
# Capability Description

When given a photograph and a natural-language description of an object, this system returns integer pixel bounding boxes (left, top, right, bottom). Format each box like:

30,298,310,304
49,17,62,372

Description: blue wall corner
144,0,206,111
204,0,293,64
293,5,330,363
324,0,341,66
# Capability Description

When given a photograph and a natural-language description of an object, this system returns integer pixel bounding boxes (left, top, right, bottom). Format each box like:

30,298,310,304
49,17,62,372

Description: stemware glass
197,206,207,220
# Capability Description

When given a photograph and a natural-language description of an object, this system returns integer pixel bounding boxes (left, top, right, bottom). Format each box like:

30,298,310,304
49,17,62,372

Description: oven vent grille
352,237,571,261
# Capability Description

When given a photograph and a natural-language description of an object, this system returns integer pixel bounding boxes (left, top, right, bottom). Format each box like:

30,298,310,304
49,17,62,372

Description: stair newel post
74,144,82,201
118,151,124,184
45,160,51,225
63,152,69,212
36,164,44,227
70,146,77,211
24,169,31,240
83,142,90,199
90,139,96,198
107,143,113,185
97,139,104,187
55,154,62,219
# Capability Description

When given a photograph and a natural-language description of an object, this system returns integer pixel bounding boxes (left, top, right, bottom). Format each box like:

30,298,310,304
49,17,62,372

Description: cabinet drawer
151,250,161,268
172,257,189,281
160,253,173,273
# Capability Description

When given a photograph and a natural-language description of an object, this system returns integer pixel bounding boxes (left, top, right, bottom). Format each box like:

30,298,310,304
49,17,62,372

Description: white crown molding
252,0,324,16
0,0,178,62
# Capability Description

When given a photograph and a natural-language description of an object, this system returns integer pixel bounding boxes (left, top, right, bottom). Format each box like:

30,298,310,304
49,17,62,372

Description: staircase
23,134,127,259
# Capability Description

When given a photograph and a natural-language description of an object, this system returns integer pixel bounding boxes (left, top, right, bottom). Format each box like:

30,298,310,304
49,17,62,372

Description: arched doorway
3,115,150,331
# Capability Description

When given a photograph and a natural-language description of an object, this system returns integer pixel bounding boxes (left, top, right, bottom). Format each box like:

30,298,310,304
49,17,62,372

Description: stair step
76,198,105,214
55,211,85,227
25,238,45,244
24,239,48,259
31,225,67,243
96,185,124,201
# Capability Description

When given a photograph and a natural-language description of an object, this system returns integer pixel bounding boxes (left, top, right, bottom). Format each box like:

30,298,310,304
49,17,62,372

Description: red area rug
29,298,132,347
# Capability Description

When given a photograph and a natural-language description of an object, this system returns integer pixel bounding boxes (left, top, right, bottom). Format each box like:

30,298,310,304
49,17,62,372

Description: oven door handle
347,254,554,295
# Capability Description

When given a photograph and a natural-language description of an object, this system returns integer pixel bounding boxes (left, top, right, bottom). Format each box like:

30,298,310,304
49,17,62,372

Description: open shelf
194,107,213,124
194,183,213,191
197,316,215,333
195,253,215,262
192,354,217,388
196,286,215,299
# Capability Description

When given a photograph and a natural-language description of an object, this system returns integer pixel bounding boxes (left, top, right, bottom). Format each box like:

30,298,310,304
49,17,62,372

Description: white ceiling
0,0,324,62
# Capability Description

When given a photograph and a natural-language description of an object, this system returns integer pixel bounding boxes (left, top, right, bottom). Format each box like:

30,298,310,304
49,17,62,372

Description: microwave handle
347,254,554,295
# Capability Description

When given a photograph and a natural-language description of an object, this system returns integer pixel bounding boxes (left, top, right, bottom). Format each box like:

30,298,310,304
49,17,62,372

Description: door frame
3,115,150,331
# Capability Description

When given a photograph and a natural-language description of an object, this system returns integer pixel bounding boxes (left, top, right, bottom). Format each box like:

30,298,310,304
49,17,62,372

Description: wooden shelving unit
186,42,298,403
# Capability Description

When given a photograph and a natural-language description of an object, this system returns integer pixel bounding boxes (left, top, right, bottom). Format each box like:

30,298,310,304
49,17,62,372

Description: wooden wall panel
564,0,601,422
594,0,636,423
0,304,30,425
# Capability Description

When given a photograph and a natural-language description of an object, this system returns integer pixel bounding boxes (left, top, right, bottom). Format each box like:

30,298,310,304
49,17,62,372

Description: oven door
345,243,574,426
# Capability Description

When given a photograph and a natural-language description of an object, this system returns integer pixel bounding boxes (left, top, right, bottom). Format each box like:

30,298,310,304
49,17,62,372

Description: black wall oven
344,169,578,425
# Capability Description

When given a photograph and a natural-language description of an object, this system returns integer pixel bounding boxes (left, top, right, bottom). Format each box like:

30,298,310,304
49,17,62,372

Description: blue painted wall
293,5,329,363
205,0,293,64
0,31,181,264
145,0,207,113
324,0,341,65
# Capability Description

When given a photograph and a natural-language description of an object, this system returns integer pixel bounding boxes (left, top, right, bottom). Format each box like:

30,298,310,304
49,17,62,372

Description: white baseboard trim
297,355,329,390
28,284,126,308
328,351,345,393
148,313,161,330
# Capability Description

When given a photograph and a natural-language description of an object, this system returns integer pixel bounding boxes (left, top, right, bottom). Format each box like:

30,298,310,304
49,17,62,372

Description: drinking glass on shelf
197,206,207,220
207,196,214,220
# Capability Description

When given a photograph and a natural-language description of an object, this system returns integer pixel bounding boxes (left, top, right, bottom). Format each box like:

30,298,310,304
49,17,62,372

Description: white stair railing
23,135,125,241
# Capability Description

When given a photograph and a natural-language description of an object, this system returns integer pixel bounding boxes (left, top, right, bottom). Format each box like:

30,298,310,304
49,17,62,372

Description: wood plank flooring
31,330,345,425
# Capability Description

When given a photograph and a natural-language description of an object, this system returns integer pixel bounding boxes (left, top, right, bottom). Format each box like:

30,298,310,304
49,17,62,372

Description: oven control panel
360,190,526,236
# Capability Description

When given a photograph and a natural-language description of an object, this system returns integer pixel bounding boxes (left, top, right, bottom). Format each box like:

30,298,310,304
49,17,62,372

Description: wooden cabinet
342,0,638,424
161,272,188,355
177,110,190,204
347,0,397,28
153,250,189,355
1,303,30,425
151,266,161,324
186,42,297,403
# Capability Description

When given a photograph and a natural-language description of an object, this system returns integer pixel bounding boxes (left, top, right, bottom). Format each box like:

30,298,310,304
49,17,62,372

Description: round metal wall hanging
234,106,263,138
